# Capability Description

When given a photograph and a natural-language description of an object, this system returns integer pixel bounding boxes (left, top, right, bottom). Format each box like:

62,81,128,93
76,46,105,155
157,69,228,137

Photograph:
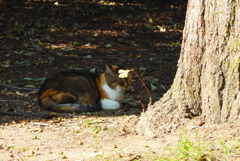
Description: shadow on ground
0,0,187,124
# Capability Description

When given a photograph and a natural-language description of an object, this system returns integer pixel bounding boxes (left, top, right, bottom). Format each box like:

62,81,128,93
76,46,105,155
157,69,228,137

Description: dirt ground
0,0,239,160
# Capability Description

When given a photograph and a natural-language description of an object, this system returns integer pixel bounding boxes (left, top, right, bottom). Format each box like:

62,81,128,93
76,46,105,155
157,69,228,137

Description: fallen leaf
157,25,166,32
54,2,59,6
64,46,71,51
89,152,103,157
0,67,6,72
72,41,82,46
24,77,46,81
105,44,112,48
123,98,139,106
118,69,132,78
85,55,92,59
62,156,67,159
16,91,25,96
24,84,36,88
150,83,158,91
83,43,91,47
89,68,96,73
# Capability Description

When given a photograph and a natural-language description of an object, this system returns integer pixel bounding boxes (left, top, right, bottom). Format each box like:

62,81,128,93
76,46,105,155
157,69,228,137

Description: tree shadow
0,0,187,124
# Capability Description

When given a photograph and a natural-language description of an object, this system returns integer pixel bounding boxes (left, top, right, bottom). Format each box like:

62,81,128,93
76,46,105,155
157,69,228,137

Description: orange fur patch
111,65,119,71
95,74,110,99
40,97,53,108
40,89,58,99
52,92,76,103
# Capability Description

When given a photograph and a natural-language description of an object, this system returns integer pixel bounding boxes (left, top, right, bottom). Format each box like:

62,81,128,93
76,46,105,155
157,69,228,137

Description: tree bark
137,0,240,137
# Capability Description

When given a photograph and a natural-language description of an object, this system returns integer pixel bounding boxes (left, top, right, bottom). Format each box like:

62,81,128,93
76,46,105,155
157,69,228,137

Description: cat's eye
110,82,118,87
118,82,124,86
119,81,129,88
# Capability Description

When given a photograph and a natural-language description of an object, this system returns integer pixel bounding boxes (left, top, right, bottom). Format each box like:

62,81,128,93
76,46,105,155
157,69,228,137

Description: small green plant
218,139,240,160
8,145,15,149
84,119,92,128
81,119,103,134
92,124,101,134
157,129,240,161
220,140,231,157
163,131,212,161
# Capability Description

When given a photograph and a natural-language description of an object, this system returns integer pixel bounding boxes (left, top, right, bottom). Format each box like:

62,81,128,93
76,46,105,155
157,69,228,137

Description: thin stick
0,100,30,104
0,111,23,116
0,84,38,91
30,122,50,126
137,98,147,112
132,69,153,105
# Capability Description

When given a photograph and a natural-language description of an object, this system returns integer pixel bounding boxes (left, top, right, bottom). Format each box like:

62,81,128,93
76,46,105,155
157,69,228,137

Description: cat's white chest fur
101,99,120,110
102,84,124,101
101,84,124,110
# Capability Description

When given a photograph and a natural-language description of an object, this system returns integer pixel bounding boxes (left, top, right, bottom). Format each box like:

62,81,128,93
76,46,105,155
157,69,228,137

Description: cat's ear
105,64,118,75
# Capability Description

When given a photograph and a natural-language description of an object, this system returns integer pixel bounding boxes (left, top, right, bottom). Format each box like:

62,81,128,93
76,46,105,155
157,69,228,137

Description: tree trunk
137,0,240,137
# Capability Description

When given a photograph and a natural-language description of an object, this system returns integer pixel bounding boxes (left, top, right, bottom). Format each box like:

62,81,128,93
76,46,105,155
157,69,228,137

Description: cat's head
104,64,132,91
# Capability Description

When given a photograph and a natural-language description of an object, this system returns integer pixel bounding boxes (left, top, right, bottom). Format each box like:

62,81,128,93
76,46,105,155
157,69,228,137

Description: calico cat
38,64,132,112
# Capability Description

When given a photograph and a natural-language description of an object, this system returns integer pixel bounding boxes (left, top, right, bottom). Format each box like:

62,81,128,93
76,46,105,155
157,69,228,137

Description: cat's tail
39,97,101,113
52,103,101,112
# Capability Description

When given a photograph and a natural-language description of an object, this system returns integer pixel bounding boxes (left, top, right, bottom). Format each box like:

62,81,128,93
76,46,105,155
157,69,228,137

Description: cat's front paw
101,99,120,110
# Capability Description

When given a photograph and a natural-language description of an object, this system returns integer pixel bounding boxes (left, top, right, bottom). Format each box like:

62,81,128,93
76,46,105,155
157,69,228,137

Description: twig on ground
137,98,147,112
132,69,153,106
0,84,38,91
30,122,50,126
191,121,205,130
0,111,24,116
0,100,30,104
